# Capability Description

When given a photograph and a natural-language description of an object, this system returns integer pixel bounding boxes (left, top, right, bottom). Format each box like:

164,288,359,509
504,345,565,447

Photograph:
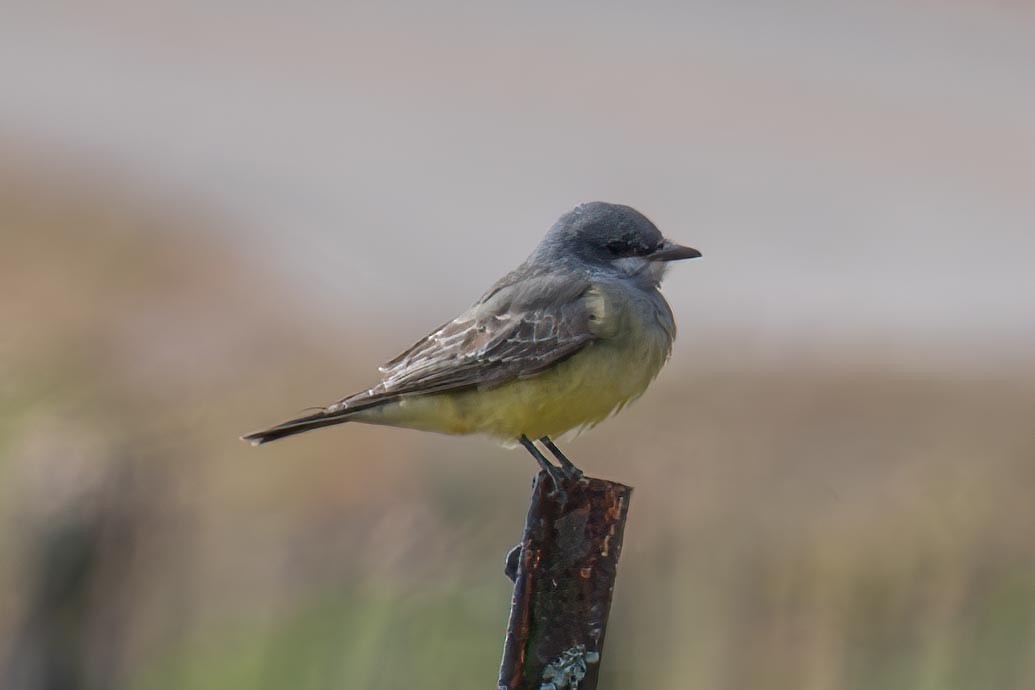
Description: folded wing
332,273,599,411
242,273,604,445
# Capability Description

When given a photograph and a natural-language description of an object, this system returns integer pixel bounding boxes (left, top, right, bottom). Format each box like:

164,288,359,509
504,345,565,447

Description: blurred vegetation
1,160,1033,690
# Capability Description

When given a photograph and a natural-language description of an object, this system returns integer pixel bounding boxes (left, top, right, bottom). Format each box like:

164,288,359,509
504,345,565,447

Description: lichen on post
498,473,632,690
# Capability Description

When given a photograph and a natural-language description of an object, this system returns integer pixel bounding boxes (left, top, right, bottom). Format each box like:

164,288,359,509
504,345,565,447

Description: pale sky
4,1,1034,364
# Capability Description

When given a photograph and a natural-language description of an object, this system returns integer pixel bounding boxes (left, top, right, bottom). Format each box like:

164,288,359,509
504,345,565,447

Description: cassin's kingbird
243,202,700,487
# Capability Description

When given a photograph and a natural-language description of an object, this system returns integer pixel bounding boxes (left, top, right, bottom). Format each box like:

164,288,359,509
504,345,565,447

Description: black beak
650,240,702,262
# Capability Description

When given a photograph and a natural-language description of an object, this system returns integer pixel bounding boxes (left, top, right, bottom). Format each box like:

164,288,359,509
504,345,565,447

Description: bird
242,202,700,489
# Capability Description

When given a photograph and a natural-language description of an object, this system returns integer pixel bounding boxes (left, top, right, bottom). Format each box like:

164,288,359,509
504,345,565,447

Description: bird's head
538,202,701,285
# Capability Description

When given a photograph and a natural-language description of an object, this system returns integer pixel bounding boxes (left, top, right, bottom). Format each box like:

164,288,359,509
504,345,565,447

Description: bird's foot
561,465,584,482
540,436,584,481
534,466,569,503
519,435,570,501
546,480,569,504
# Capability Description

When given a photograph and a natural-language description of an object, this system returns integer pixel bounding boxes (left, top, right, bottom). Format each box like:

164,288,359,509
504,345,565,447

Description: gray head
535,202,701,285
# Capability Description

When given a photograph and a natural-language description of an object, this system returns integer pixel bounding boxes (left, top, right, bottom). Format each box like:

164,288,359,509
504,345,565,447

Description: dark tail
241,408,355,446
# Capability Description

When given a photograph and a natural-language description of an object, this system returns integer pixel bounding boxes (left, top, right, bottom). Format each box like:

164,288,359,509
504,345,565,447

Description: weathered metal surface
498,473,632,690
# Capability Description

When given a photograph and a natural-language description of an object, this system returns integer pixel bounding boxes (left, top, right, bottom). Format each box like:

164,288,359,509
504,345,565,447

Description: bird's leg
540,436,584,480
518,435,567,496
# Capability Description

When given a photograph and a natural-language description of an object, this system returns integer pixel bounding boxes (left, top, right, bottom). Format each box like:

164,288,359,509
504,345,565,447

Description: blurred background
2,2,1034,689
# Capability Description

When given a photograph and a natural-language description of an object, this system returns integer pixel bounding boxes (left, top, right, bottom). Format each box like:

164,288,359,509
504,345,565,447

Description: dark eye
607,239,630,256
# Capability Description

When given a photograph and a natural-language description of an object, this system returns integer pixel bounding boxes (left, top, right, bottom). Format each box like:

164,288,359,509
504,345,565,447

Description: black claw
540,436,584,480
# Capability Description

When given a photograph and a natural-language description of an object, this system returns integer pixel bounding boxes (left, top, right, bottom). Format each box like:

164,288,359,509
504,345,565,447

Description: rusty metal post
498,473,632,690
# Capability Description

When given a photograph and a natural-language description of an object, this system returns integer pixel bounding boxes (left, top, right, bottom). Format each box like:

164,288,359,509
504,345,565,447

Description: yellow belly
352,334,670,441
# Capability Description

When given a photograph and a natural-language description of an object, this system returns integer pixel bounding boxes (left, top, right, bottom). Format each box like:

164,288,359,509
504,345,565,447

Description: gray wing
331,272,599,410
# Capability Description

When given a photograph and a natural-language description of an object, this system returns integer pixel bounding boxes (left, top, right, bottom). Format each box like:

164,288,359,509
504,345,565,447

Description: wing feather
330,274,598,411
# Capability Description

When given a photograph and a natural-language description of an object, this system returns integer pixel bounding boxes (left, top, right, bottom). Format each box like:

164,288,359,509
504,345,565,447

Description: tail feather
241,408,355,446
